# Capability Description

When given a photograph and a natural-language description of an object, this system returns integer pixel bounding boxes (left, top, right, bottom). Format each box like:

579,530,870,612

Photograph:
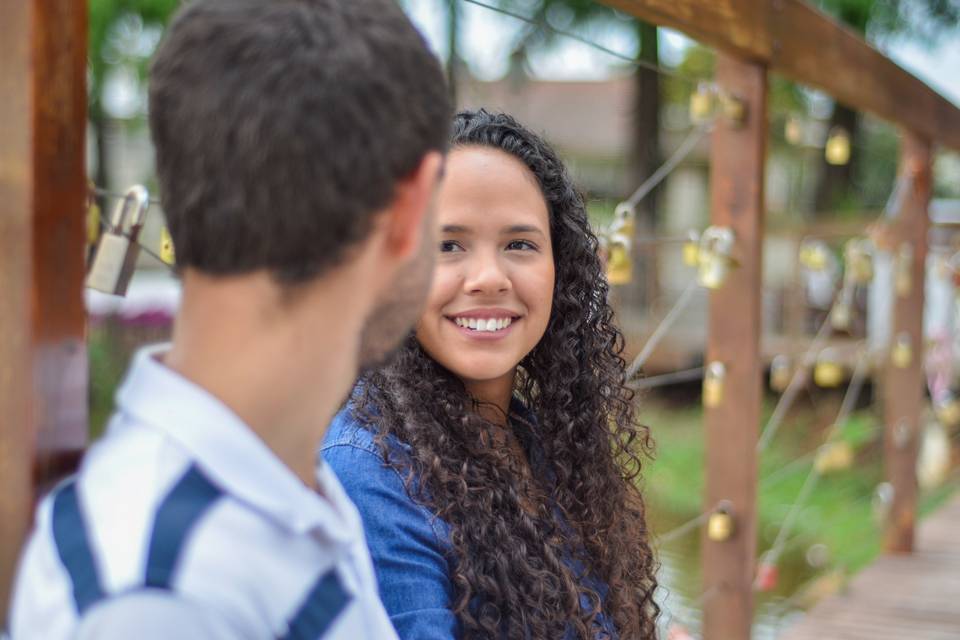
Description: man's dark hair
149,0,451,283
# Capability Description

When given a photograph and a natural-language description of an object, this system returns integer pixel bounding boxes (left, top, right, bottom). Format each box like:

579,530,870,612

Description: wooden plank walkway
780,493,960,640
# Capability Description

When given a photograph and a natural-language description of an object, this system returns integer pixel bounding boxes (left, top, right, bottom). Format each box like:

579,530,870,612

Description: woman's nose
463,251,511,295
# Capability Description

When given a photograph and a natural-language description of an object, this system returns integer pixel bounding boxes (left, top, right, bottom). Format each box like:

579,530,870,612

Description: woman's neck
463,369,516,426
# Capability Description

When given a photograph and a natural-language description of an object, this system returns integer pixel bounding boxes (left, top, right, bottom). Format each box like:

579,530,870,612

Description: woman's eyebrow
502,224,545,236
441,224,470,234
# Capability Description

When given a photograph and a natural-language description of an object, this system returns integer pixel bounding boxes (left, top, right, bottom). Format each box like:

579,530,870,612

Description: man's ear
382,151,444,261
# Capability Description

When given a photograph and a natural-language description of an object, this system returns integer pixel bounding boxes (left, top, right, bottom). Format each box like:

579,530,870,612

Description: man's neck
165,271,362,489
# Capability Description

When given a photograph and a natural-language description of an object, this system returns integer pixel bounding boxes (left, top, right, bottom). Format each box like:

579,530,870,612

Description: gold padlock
770,355,792,393
830,297,852,331
605,235,632,285
814,440,854,474
707,503,735,542
697,226,736,290
891,333,913,368
719,91,746,126
844,238,874,284
825,126,850,165
682,230,700,267
935,393,960,428
814,349,843,388
86,185,150,296
160,226,176,266
690,82,715,123
799,239,831,271
703,361,726,408
895,243,913,297
785,115,803,145
611,203,635,240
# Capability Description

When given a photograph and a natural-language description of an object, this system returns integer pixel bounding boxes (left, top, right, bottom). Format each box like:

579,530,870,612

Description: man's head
149,0,451,367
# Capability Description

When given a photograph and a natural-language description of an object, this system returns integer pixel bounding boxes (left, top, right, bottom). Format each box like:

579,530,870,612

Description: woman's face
415,146,555,390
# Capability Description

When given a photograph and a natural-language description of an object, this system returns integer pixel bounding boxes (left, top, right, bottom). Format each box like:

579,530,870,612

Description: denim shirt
320,405,618,640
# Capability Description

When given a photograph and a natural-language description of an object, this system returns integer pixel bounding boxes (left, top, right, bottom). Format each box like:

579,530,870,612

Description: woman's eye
440,240,464,253
506,240,538,251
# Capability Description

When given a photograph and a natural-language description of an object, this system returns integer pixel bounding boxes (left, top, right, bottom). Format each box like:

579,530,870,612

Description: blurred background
85,1,960,637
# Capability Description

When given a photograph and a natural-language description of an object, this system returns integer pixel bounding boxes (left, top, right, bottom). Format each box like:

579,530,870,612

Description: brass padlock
86,185,150,296
825,126,850,165
611,203,635,240
844,238,874,284
785,115,803,145
814,440,854,474
770,355,792,393
697,226,735,290
895,243,913,297
814,349,843,388
935,393,960,428
891,333,913,368
830,296,852,331
682,230,700,267
160,226,176,266
703,361,726,408
605,234,632,285
719,91,746,126
799,239,831,271
707,503,735,542
690,82,715,123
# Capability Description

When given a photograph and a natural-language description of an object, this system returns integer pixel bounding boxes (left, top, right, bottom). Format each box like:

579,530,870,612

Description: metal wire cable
460,0,688,80
626,278,702,380
629,366,704,391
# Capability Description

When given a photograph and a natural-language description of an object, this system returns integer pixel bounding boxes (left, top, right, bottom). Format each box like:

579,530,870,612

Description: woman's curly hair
355,109,659,639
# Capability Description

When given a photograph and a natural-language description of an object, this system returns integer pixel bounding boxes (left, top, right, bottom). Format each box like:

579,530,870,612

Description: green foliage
89,0,179,117
817,0,959,41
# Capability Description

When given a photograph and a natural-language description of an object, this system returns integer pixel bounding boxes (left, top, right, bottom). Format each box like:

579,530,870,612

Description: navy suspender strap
51,480,106,613
145,464,223,589
280,569,352,640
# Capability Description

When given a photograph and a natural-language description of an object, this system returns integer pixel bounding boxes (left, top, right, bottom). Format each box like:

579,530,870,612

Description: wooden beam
882,132,931,553
595,0,960,152
771,0,960,151
0,0,88,617
701,54,767,640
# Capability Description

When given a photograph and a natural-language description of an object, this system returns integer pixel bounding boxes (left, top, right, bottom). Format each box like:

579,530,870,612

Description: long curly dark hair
355,110,659,639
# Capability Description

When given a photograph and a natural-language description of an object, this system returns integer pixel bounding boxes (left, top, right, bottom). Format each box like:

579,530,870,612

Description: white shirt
9,345,398,640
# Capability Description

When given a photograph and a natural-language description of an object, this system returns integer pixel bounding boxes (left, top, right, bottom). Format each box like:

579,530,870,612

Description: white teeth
452,316,515,332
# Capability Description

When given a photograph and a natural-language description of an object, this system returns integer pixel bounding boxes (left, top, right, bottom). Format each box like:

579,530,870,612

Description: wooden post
701,54,767,640
0,0,88,618
882,132,931,553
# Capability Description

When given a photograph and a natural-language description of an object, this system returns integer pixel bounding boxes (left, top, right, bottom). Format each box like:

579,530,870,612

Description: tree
494,0,663,307
813,0,960,214
88,0,179,194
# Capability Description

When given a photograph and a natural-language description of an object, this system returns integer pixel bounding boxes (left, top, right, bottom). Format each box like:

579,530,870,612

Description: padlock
813,349,843,388
707,503,735,541
918,420,950,490
799,239,831,271
85,185,150,296
697,226,736,290
825,126,850,165
785,115,803,145
605,235,632,285
86,181,102,247
895,243,913,297
719,91,746,126
682,230,700,267
872,482,894,524
755,558,779,592
814,440,854,474
891,333,912,368
934,393,960,428
844,238,874,284
830,297,852,331
703,361,726,408
769,354,792,393
611,203,635,240
160,226,176,265
690,82,715,123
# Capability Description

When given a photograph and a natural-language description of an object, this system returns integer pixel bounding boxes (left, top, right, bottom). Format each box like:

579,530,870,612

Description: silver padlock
85,185,150,296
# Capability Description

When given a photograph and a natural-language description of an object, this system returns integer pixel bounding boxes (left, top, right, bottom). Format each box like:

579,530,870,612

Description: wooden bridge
782,493,960,640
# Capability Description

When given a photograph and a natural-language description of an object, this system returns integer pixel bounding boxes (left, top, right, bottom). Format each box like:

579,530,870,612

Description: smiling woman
322,110,659,640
